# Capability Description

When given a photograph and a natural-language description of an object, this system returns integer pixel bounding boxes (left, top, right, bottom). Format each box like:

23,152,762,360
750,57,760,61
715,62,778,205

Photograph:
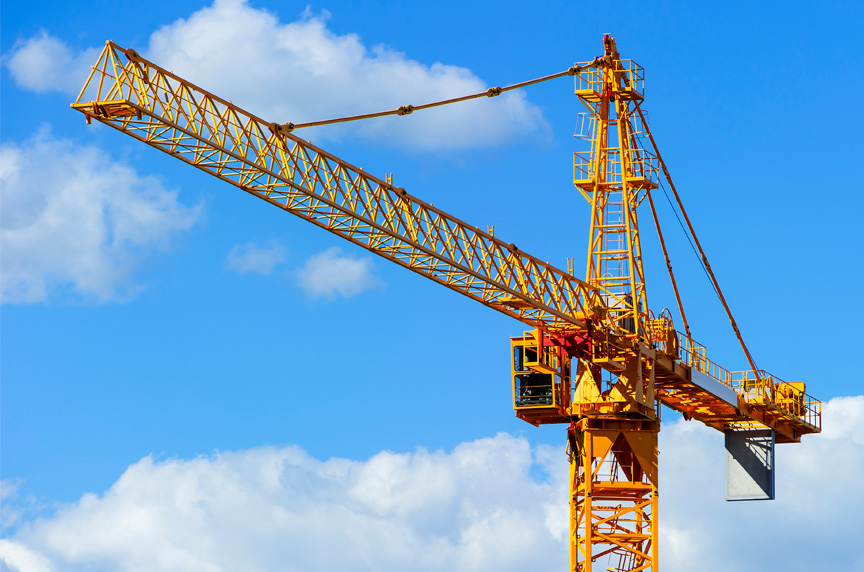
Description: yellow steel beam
72,42,603,334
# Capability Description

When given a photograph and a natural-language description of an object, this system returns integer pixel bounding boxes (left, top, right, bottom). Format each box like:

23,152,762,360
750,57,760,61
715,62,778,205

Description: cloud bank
5,0,548,151
2,396,861,572
2,434,566,572
0,129,201,303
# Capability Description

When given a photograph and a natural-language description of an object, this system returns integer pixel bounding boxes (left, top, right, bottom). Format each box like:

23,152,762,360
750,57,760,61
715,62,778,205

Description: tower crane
71,35,821,572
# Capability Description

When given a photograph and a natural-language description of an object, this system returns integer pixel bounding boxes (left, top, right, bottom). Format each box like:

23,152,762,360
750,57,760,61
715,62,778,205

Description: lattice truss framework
71,41,822,443
72,42,604,334
569,425,658,572
574,52,656,337
72,41,822,443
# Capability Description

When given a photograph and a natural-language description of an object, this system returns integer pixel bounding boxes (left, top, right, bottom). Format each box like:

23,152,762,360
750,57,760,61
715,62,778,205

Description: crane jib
71,41,606,334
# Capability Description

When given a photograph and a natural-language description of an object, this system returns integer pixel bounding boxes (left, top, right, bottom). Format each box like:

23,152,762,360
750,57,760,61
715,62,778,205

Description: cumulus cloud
224,240,286,275
8,1,548,151
4,31,99,94
0,129,201,303
4,398,859,572
1,435,567,572
0,540,53,572
659,395,864,572
297,246,381,299
145,0,548,150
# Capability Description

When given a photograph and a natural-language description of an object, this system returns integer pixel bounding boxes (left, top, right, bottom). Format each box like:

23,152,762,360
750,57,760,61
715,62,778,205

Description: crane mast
71,37,822,572
581,36,651,337
573,35,657,571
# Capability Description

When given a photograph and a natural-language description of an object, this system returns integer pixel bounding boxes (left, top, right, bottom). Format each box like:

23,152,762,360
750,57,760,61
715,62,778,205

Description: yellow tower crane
71,35,821,572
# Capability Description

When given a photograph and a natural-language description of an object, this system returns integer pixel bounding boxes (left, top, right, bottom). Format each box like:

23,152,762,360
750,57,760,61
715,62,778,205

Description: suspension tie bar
273,56,610,132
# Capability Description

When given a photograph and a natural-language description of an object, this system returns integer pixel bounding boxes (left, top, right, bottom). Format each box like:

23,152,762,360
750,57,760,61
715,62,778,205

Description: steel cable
276,56,609,133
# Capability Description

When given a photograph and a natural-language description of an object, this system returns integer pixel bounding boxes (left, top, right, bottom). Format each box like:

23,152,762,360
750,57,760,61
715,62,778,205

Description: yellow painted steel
72,37,823,572
567,38,662,569
70,42,604,335
569,420,659,572
510,331,572,425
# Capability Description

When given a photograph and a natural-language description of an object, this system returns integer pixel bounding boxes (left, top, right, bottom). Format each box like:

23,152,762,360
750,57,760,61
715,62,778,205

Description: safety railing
573,149,623,186
574,66,603,98
646,315,673,343
672,332,718,380
574,112,597,141
654,329,821,429
625,148,659,188
614,59,645,99
729,371,822,429
573,151,595,185
573,59,644,101
802,394,822,429
574,148,657,190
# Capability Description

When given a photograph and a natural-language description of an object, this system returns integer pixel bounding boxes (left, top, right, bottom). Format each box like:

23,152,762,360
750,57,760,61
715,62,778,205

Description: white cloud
1,435,566,572
225,240,286,275
4,398,859,572
0,129,202,303
658,395,864,572
4,31,99,94
145,0,548,151
297,246,381,299
8,1,548,151
0,540,53,572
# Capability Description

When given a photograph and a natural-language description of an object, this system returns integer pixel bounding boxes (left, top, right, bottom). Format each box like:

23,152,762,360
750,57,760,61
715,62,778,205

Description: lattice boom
72,42,602,333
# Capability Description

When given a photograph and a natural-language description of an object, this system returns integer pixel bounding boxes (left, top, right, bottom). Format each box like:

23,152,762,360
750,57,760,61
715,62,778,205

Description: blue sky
2,1,863,571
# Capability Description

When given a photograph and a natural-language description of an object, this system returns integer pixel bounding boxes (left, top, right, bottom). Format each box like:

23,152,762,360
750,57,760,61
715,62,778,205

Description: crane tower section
575,36,656,340
510,37,665,571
